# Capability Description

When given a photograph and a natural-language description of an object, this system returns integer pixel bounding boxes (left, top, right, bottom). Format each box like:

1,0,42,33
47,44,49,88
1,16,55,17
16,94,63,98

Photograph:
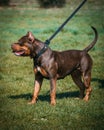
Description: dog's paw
83,96,89,101
50,100,56,106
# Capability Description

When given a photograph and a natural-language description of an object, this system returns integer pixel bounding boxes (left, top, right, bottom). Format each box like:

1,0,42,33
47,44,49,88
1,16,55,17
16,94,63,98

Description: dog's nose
11,44,14,49
11,43,16,50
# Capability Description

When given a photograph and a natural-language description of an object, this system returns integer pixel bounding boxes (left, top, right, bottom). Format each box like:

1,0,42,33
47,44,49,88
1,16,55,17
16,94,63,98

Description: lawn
0,0,104,129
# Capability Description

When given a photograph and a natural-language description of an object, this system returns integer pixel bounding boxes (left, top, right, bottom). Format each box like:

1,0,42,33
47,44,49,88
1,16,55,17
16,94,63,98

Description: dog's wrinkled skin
11,27,98,105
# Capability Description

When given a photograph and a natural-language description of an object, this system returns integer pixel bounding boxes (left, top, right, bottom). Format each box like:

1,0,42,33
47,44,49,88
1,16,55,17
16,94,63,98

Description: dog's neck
33,39,49,65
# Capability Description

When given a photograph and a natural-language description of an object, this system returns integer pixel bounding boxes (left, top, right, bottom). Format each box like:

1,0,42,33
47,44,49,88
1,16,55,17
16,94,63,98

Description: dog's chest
37,66,41,72
34,66,48,77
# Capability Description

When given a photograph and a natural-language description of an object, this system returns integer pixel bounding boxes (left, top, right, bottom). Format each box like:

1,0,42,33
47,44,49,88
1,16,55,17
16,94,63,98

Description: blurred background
0,0,104,130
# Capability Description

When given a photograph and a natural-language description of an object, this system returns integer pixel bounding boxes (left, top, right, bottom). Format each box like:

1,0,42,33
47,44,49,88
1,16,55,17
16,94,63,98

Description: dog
11,26,98,105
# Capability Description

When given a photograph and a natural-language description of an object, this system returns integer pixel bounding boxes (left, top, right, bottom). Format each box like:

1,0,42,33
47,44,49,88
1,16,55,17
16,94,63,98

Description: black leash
35,0,87,60
45,0,87,45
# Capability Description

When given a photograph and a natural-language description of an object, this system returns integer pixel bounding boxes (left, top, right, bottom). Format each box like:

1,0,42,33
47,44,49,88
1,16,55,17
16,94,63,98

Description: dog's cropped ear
27,31,35,42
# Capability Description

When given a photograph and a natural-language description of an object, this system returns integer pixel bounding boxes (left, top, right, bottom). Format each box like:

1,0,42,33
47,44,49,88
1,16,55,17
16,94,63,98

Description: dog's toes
50,101,56,106
83,96,89,101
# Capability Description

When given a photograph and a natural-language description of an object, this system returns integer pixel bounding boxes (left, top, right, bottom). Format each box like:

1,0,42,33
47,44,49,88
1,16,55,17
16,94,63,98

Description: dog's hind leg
71,69,85,99
81,55,93,101
82,71,92,101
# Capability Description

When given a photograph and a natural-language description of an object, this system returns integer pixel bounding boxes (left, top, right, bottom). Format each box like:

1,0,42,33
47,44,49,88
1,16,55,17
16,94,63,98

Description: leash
45,0,87,45
35,0,87,60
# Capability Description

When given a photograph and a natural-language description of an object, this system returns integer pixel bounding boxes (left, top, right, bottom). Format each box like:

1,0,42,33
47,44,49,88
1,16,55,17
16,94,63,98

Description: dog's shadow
9,78,104,102
8,91,79,102
92,78,104,89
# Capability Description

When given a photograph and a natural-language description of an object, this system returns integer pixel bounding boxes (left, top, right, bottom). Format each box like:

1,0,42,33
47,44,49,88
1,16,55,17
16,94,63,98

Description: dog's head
11,32,38,57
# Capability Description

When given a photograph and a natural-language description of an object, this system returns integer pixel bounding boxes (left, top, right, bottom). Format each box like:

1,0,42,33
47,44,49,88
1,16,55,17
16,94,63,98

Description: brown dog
11,26,98,105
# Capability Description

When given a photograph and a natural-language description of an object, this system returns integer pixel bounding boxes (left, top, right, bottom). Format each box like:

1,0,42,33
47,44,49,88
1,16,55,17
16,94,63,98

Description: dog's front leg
50,77,57,105
28,73,43,104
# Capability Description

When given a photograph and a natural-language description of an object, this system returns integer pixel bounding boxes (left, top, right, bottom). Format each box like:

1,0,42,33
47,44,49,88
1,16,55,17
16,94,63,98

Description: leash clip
45,39,50,45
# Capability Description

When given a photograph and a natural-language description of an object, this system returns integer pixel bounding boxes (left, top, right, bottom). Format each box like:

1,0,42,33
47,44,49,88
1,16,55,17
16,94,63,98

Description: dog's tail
83,26,98,52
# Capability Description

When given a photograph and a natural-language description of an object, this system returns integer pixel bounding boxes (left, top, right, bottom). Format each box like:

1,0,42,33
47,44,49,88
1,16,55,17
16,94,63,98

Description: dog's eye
28,38,32,42
18,41,23,45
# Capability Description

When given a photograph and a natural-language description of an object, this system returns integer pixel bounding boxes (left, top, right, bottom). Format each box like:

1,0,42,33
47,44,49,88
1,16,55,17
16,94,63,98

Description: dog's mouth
13,50,25,56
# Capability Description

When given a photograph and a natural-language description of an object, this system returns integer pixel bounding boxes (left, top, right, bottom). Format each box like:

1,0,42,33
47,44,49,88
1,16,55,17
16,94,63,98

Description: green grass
0,0,104,129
